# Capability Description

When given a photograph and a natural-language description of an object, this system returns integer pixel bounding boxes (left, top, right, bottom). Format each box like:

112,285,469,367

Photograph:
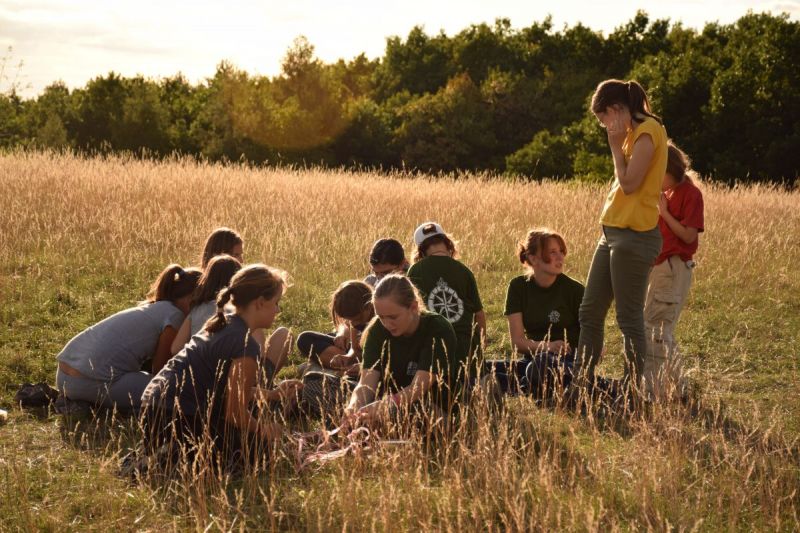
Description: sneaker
54,395,92,417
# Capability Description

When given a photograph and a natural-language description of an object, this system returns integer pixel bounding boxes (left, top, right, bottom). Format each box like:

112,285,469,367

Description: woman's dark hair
369,238,406,266
591,79,662,125
666,141,697,183
205,264,289,334
331,280,374,326
373,274,425,311
191,254,242,307
201,227,243,268
412,234,458,263
147,264,202,303
517,229,567,273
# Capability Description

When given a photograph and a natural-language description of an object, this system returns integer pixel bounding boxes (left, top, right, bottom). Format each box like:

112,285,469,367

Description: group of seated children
53,142,703,468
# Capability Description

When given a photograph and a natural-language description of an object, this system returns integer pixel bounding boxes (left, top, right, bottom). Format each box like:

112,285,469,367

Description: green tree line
1,11,798,183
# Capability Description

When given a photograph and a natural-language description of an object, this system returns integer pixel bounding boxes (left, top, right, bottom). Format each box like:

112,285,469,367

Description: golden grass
0,150,799,531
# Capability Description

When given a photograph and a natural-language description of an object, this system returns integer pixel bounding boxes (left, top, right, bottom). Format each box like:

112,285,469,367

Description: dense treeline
1,11,798,183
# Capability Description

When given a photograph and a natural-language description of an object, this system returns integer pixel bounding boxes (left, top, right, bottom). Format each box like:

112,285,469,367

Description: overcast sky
1,0,798,97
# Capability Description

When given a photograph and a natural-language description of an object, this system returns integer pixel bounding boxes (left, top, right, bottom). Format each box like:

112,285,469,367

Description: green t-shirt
361,312,458,398
503,273,585,350
407,255,483,350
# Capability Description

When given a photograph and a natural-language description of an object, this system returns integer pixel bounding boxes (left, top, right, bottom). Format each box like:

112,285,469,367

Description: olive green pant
574,225,662,384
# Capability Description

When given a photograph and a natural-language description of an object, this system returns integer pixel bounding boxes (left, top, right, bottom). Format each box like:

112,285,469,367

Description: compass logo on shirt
548,310,561,324
427,278,464,323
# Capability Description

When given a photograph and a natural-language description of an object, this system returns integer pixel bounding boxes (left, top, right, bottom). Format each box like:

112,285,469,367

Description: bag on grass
300,366,357,424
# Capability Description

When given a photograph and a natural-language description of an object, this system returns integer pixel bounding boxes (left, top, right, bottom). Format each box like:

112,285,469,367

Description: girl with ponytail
55,264,201,413
141,264,301,468
169,254,242,355
571,79,668,402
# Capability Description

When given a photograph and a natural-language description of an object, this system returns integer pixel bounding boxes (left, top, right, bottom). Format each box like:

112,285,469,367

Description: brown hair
666,141,697,183
591,79,662,125
331,280,374,326
518,229,567,270
201,227,243,268
205,264,289,334
191,254,242,307
146,264,202,303
412,234,458,263
373,274,426,310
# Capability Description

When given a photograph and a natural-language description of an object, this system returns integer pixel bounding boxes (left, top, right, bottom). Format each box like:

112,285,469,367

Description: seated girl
140,264,299,469
200,227,244,268
407,222,486,383
55,264,201,413
170,254,242,355
342,275,459,432
297,280,375,375
364,238,409,287
504,229,585,398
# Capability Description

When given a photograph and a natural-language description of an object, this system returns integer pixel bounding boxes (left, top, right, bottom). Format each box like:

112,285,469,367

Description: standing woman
572,79,668,397
55,264,201,413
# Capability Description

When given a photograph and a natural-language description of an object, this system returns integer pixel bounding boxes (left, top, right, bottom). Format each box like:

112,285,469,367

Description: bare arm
474,310,487,346
225,357,281,441
345,368,380,415
152,326,178,373
507,313,564,354
658,194,699,244
612,134,655,195
170,317,191,356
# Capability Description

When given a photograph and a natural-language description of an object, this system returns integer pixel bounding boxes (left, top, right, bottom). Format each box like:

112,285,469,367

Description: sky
1,0,798,98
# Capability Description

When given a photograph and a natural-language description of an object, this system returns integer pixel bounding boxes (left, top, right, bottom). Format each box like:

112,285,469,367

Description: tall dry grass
0,150,799,531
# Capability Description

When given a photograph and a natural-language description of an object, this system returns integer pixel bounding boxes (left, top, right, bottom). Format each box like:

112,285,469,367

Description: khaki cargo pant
643,255,694,400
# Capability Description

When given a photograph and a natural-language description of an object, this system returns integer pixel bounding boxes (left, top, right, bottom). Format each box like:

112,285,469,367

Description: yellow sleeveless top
599,117,668,231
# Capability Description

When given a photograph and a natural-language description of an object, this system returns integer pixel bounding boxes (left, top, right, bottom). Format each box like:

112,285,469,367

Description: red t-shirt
656,179,704,265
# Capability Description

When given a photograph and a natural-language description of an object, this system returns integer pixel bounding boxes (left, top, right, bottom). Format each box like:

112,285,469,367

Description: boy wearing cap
407,222,486,387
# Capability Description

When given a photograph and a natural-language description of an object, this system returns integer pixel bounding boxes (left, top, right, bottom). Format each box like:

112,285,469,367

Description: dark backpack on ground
15,382,59,408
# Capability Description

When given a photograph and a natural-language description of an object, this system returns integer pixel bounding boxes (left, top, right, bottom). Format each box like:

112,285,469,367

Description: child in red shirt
643,142,704,401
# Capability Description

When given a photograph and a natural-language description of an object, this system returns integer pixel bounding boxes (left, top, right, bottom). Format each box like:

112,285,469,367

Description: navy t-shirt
141,315,262,425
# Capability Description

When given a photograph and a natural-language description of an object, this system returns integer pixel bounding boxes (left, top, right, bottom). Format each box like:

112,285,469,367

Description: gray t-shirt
189,300,217,336
56,301,184,382
141,315,263,423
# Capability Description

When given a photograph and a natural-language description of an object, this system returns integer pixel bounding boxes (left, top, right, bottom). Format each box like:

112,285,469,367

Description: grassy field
1,151,798,531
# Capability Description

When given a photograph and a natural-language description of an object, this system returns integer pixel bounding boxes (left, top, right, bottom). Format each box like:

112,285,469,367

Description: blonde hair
373,274,426,311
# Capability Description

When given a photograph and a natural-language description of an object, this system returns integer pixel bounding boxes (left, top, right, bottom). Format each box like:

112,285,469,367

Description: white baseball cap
413,221,446,247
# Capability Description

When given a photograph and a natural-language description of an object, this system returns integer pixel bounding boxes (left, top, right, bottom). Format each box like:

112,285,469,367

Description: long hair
517,228,567,273
146,264,202,303
331,280,374,326
666,141,697,183
201,227,243,268
591,79,662,125
204,264,289,334
373,274,426,311
191,254,242,307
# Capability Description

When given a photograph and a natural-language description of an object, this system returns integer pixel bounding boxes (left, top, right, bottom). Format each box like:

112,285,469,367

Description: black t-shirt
141,315,262,426
504,273,585,350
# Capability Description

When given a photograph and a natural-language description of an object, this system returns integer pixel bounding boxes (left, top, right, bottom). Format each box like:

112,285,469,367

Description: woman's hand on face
606,109,627,150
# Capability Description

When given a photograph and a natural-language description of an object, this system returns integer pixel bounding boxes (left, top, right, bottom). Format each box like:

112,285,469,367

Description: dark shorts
296,331,337,361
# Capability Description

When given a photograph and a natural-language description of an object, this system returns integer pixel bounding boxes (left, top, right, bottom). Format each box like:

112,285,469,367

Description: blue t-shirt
141,315,262,424
56,300,184,382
